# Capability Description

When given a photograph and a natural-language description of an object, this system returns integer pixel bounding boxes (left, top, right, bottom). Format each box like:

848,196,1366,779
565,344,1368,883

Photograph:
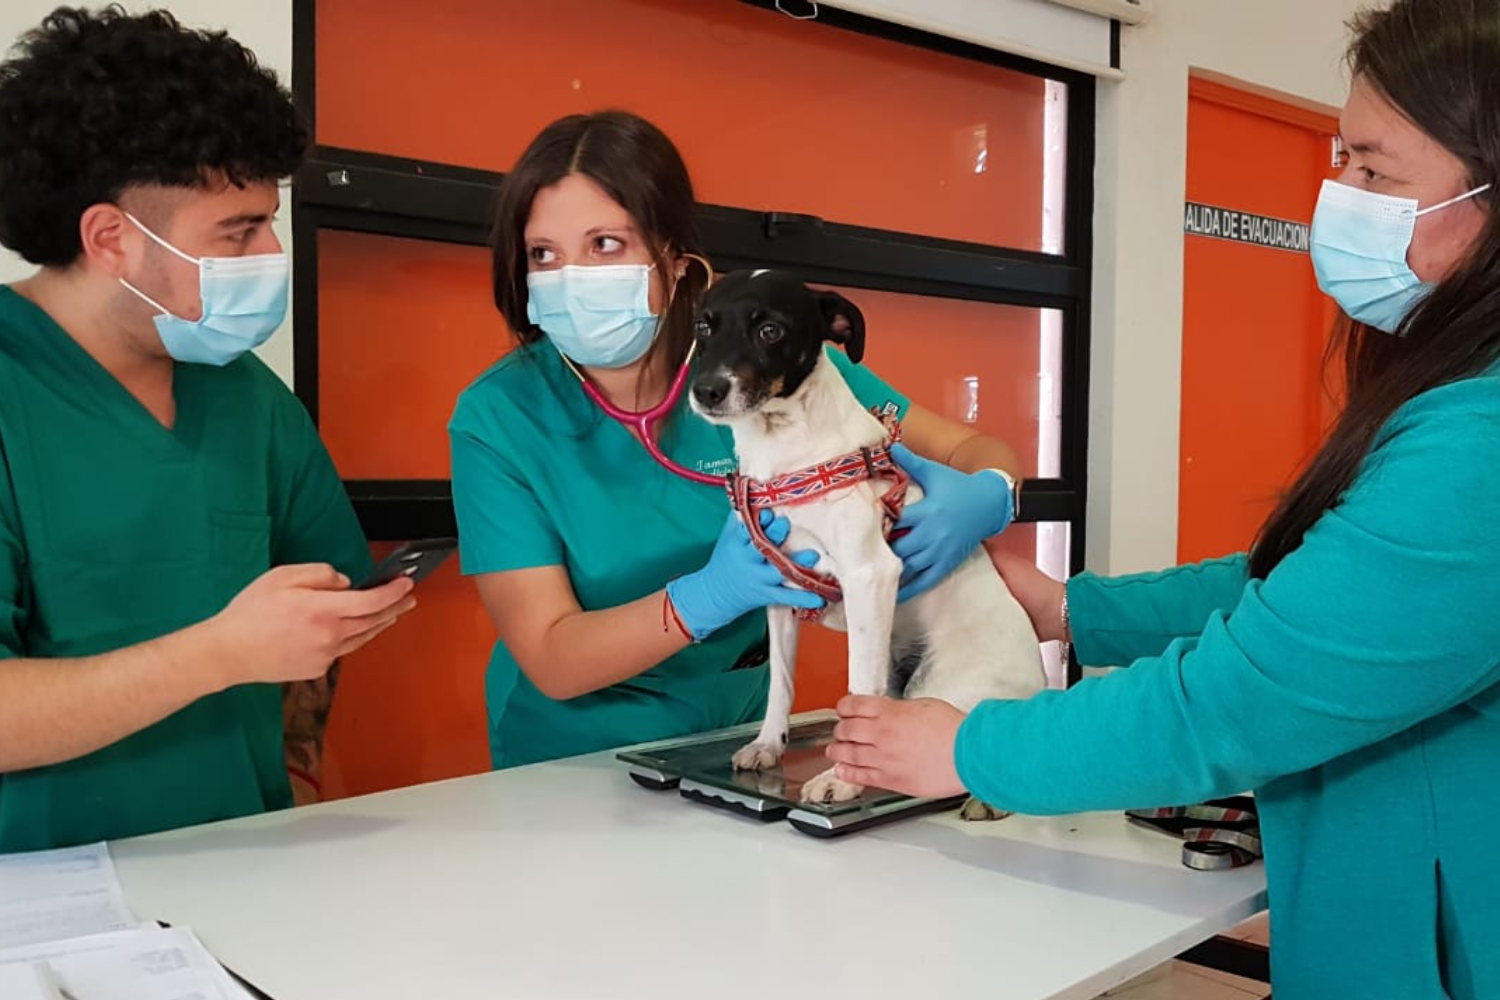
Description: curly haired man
0,5,416,851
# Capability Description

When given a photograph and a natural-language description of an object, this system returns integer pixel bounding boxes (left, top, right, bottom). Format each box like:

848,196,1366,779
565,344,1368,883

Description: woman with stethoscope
450,109,1024,768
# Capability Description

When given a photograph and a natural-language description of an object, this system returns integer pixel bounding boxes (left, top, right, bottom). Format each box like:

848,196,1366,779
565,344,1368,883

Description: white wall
0,0,296,385
1087,0,1367,573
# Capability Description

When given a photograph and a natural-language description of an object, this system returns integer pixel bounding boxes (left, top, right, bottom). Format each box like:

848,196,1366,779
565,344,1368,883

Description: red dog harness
726,420,908,622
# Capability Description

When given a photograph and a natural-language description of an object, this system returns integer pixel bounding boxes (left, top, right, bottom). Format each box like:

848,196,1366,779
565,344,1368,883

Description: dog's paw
731,741,783,772
959,797,1013,822
800,767,864,804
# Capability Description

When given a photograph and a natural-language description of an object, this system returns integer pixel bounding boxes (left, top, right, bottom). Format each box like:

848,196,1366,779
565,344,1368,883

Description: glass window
823,285,1063,480
317,231,504,480
316,233,1066,483
316,0,1063,252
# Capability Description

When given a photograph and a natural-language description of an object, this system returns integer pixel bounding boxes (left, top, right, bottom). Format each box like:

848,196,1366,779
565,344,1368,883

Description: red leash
727,420,907,622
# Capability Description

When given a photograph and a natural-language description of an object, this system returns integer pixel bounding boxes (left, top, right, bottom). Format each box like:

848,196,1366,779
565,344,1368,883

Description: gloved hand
889,443,1014,603
667,510,826,641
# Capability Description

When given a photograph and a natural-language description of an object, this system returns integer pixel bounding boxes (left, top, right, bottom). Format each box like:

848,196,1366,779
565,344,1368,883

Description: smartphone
354,537,458,590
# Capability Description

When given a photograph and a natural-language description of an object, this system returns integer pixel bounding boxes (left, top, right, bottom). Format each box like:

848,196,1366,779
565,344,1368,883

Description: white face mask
118,212,289,366
1310,179,1491,333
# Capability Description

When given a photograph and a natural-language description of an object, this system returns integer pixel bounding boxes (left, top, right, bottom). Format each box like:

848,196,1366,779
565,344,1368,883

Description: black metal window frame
291,0,1096,577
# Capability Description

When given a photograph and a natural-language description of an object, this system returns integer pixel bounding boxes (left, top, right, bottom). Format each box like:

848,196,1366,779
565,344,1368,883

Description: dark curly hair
0,5,307,266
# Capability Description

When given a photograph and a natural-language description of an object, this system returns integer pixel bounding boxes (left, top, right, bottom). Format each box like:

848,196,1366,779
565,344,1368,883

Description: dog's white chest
775,478,923,632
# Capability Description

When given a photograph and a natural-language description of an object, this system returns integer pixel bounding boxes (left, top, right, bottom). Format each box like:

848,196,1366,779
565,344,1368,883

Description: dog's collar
727,418,908,622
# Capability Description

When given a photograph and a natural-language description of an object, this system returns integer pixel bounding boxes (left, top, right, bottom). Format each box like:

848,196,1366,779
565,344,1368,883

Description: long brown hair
489,110,707,383
1250,0,1500,578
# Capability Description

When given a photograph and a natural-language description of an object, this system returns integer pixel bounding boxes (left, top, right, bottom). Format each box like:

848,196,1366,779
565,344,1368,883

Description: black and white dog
690,269,1044,807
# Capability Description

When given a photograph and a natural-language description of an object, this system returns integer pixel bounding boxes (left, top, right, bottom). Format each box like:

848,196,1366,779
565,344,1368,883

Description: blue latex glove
889,443,1014,603
667,510,826,641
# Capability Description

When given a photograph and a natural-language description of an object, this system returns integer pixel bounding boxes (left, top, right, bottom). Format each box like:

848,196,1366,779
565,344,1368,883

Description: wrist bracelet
662,590,695,643
1059,588,1074,686
287,765,322,798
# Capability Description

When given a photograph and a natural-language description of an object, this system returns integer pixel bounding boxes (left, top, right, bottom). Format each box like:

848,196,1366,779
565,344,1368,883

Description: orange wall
317,233,502,480
315,0,1056,798
324,551,493,800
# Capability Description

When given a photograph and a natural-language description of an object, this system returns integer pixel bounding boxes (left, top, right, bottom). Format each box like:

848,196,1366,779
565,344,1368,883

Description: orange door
1178,79,1342,564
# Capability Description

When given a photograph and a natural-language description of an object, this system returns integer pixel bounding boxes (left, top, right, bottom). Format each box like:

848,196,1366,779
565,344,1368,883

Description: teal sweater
956,371,1500,999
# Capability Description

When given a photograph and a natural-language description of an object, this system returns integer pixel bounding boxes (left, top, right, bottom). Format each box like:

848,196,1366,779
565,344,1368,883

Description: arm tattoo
283,661,340,772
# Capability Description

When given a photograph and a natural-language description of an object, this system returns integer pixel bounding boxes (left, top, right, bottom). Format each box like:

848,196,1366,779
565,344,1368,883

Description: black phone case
355,537,458,590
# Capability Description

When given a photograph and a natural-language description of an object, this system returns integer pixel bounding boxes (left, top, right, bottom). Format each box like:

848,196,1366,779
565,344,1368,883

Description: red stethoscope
559,341,726,486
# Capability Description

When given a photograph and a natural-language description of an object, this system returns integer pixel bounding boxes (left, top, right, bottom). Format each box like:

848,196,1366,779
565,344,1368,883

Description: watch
985,468,1022,523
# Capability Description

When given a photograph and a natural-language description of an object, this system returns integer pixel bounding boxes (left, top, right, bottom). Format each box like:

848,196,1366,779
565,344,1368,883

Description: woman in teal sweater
829,1,1500,996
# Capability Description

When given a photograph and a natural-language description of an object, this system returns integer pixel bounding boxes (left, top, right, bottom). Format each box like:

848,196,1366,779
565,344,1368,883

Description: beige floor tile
1224,912,1270,945
1178,960,1270,995
1098,962,1170,996
1096,960,1268,1000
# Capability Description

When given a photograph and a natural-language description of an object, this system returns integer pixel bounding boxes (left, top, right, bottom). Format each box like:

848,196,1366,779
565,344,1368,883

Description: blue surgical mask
118,212,289,366
526,264,660,368
1310,179,1490,334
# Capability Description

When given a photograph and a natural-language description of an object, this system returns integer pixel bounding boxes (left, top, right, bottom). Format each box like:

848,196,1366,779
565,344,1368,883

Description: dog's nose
692,375,730,409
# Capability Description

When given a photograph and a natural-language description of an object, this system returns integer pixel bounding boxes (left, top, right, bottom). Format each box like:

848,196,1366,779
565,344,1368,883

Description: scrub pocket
208,510,272,604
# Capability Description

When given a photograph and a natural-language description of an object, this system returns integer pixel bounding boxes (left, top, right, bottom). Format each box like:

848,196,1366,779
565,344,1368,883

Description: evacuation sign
1184,202,1310,254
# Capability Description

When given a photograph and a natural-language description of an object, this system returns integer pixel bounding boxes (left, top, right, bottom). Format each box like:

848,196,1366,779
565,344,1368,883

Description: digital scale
616,713,969,837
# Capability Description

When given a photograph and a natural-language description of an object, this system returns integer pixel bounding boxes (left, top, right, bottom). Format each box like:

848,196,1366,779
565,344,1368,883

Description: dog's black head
689,269,865,421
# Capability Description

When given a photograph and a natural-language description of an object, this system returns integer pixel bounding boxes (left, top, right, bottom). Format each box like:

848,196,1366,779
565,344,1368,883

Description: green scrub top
0,286,372,852
450,339,907,768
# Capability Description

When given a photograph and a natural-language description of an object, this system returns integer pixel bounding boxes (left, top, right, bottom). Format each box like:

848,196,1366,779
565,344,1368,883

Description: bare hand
208,564,417,687
986,546,1067,642
826,695,967,798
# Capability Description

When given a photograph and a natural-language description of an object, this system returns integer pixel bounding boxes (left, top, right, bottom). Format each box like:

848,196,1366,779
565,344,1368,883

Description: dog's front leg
839,544,902,699
802,517,901,805
732,605,799,771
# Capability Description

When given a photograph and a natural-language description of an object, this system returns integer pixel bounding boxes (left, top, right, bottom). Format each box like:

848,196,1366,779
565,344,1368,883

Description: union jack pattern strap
726,418,908,623
730,474,844,619
733,448,899,509
1125,796,1263,871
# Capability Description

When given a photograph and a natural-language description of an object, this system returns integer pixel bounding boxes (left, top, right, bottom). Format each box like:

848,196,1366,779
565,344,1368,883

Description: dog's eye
757,322,784,344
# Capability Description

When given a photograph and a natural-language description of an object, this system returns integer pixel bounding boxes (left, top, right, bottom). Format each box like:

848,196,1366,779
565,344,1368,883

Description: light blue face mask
118,212,289,366
526,263,660,369
1310,179,1491,334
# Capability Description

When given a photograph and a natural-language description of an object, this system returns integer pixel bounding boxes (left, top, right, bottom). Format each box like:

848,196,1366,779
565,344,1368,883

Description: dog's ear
816,291,866,364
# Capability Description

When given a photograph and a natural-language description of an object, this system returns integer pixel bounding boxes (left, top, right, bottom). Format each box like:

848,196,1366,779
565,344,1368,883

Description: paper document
0,844,139,949
0,962,65,1000
0,925,257,1000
